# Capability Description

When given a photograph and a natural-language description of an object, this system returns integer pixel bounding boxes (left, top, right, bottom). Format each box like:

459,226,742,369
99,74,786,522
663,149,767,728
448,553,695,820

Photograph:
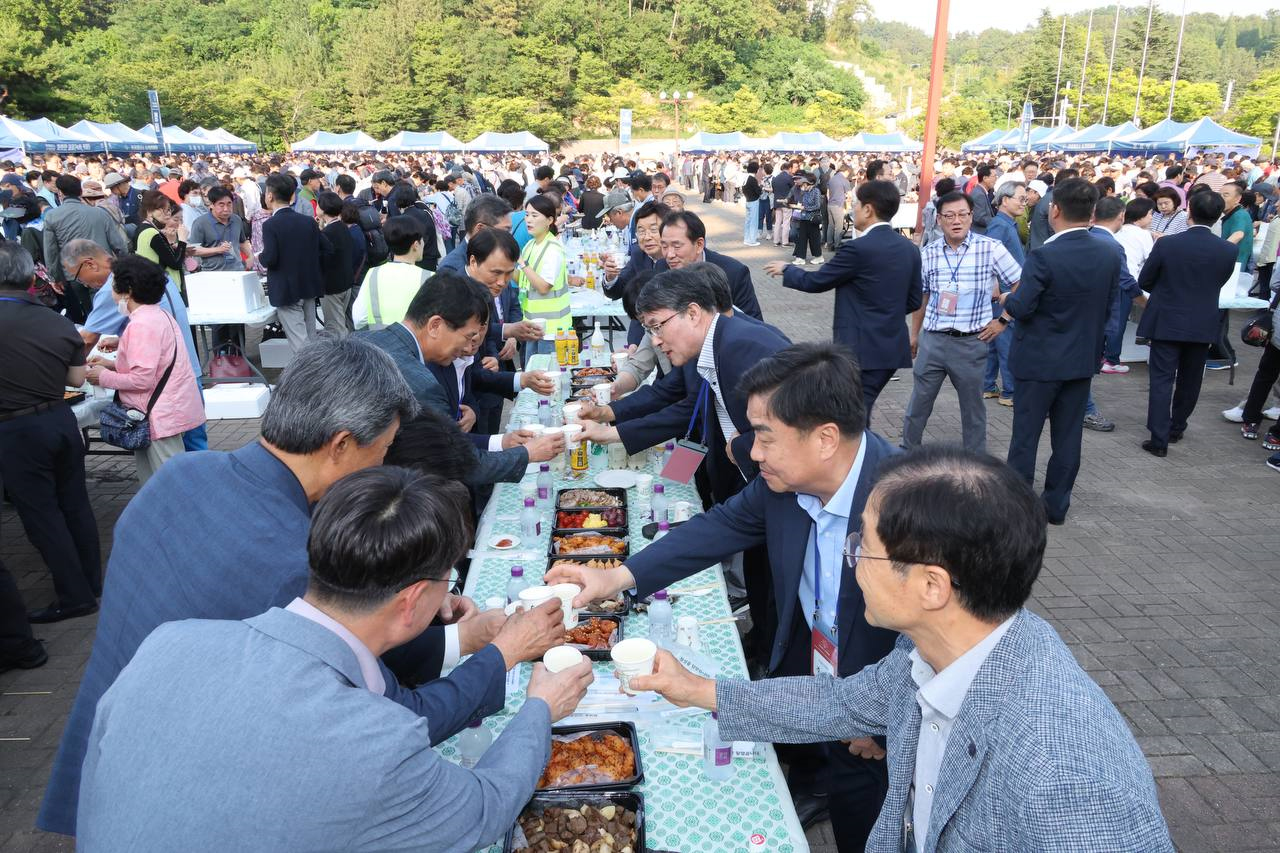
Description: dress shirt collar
285,597,386,695
1044,225,1090,244
695,311,720,377
861,221,891,235
398,322,425,363
909,614,1016,720
1187,223,1211,231
940,233,973,254
795,433,867,521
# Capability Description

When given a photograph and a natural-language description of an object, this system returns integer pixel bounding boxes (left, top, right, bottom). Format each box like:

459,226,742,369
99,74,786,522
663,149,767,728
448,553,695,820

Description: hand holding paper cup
610,637,658,695
543,644,585,673
517,585,556,612
563,402,583,423
550,582,582,629
591,382,614,406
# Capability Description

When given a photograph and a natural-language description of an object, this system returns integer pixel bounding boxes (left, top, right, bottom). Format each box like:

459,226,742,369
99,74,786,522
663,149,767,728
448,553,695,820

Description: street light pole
660,90,693,154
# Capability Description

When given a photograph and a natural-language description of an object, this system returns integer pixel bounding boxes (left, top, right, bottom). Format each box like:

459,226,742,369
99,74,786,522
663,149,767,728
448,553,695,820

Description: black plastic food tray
548,528,629,562
503,790,645,853
555,486,628,511
563,613,624,661
555,507,628,531
570,367,617,381
538,721,645,792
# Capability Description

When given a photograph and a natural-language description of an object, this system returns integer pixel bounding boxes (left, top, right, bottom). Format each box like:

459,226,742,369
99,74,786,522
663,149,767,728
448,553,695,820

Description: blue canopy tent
848,131,923,153
1107,119,1192,154
68,120,164,154
682,131,750,152
1029,125,1077,151
137,124,223,153
1169,118,1262,157
290,130,381,152
464,131,549,152
190,127,258,154
1055,121,1139,152
763,131,841,152
0,117,99,153
961,129,1007,153
379,130,465,152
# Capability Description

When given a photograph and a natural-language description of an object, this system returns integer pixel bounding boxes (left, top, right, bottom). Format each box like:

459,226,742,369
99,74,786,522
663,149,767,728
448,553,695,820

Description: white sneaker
744,241,761,246
809,257,823,265
1222,405,1245,423
792,258,807,266
1265,407,1280,421
1100,361,1129,374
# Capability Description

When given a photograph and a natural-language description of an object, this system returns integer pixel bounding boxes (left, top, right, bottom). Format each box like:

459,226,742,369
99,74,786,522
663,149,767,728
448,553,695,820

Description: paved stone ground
3,196,1279,852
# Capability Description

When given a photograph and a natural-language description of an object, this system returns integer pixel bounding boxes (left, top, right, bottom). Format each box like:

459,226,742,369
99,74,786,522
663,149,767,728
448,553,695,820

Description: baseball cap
103,172,128,189
600,188,634,216
1027,179,1049,196
232,166,249,179
81,180,107,199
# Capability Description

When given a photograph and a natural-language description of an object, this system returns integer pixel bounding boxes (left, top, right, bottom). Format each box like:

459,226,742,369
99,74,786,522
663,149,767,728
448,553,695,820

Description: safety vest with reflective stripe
518,234,571,334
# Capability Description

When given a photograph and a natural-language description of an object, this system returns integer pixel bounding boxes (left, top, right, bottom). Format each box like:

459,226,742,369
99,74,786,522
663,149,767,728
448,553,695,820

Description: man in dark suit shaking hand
997,179,1119,525
766,180,922,422
1135,191,1238,456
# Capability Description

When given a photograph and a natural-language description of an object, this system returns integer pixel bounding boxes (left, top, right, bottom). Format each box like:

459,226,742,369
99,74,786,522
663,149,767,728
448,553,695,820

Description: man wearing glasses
622,446,1174,853
550,343,898,853
902,191,1021,455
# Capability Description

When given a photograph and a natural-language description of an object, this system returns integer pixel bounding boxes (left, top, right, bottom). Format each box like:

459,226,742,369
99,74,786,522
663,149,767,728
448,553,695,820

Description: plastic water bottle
520,497,541,538
538,399,553,428
506,565,530,605
648,589,673,646
536,464,553,508
590,322,607,361
457,720,493,769
653,521,670,540
702,712,735,781
661,441,676,470
650,483,668,523
559,367,571,401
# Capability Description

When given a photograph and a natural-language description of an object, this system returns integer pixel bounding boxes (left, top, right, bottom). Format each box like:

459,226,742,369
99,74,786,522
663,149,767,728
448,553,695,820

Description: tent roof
67,120,164,153
683,131,750,152
764,131,841,152
0,117,99,153
136,123,224,152
379,130,465,152
290,130,381,152
1110,119,1193,150
1029,124,1078,151
850,131,923,152
188,126,257,152
1172,117,1261,149
960,129,1008,152
1056,121,1139,151
464,131,549,151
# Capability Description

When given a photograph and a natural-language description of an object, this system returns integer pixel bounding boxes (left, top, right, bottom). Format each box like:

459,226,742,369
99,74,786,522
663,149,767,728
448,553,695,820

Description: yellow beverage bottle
569,438,590,474
566,329,580,366
555,329,568,366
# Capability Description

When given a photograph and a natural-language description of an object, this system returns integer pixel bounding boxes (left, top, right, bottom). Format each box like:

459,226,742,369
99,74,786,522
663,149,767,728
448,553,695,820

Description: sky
870,0,1279,36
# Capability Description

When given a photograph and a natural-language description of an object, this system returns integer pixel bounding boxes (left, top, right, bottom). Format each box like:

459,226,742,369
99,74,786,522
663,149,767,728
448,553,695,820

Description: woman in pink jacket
85,256,205,483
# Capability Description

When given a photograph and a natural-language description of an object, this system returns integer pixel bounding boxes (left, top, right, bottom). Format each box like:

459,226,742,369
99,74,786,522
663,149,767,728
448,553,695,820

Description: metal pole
1053,15,1067,112
915,0,951,236
1077,10,1093,126
1272,114,1280,159
1223,80,1235,113
1102,4,1120,124
1134,0,1155,125
1168,0,1187,119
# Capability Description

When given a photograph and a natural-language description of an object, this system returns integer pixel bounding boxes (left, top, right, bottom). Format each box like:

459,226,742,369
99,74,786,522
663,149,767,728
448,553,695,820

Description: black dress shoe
1141,440,1168,458
791,792,830,830
27,602,98,624
1047,516,1066,526
0,641,48,675
1169,431,1184,443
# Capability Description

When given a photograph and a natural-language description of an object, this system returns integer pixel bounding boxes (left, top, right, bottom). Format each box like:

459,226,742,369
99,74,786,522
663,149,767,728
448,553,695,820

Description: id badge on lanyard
662,381,711,484
938,244,967,317
810,533,839,677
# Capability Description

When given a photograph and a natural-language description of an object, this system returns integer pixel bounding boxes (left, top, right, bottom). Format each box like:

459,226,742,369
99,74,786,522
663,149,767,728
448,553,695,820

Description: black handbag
1240,293,1278,348
98,328,178,451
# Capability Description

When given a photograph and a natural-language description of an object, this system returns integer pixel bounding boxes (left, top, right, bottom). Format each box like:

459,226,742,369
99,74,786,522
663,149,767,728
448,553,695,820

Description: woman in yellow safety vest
516,193,570,355
133,190,190,300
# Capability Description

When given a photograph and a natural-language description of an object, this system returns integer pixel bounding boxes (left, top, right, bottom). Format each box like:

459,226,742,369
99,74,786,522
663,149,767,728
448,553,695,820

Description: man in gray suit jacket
632,447,1174,853
357,271,563,486
78,466,594,852
42,173,128,320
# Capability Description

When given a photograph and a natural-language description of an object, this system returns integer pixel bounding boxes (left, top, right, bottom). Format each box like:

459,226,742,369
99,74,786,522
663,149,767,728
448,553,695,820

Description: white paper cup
635,473,653,496
551,582,582,629
591,382,613,406
563,402,583,423
524,423,547,437
529,318,547,335
544,426,566,473
611,638,658,695
543,644,585,673
562,423,583,445
612,352,628,371
518,585,556,612
672,500,693,522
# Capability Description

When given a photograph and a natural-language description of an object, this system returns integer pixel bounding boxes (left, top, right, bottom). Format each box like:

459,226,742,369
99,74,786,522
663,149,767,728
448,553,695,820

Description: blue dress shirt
795,435,868,630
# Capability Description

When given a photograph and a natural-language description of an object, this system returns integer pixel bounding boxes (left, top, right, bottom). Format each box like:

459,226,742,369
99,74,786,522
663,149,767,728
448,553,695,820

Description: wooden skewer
698,614,749,626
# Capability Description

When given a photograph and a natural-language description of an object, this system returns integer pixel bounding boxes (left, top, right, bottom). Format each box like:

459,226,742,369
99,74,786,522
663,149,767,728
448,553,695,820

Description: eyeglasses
642,310,683,338
414,567,462,592
843,532,960,588
939,211,972,222
635,225,661,238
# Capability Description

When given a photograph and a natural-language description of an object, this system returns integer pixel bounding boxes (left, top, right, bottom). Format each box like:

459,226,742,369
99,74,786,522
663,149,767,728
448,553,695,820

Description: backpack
444,196,463,230
357,204,389,267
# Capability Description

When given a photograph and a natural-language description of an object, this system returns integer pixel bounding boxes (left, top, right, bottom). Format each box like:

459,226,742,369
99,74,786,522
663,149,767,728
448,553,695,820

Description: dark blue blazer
259,207,333,306
626,430,900,677
781,223,922,370
482,286,523,359
1004,229,1119,382
425,360,515,450
1136,226,1238,344
654,249,764,321
613,313,790,489
603,242,656,301
1092,227,1141,299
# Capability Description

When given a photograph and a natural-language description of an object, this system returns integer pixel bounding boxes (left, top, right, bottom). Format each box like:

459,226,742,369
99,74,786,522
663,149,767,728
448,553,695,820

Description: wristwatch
996,314,1010,325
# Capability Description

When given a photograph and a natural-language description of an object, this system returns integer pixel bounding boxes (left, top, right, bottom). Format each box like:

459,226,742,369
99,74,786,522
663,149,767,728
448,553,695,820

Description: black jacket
320,220,355,295
259,208,333,306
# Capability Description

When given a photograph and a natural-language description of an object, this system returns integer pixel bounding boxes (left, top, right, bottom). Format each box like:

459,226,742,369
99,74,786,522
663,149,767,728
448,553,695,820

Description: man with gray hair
38,337,565,838
982,182,1027,408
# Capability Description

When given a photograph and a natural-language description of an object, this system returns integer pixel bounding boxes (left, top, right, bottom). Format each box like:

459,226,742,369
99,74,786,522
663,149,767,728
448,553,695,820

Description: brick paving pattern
2,197,1278,852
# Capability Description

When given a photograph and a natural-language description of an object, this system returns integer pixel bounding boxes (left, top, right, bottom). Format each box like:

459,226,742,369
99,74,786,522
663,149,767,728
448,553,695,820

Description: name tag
660,438,709,484
938,290,958,316
811,615,838,677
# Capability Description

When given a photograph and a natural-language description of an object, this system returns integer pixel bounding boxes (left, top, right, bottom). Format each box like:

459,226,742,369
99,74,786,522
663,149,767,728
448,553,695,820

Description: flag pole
915,0,952,236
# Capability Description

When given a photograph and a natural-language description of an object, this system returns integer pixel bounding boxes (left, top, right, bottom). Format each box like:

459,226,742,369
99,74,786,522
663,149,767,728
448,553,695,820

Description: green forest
1,0,1278,151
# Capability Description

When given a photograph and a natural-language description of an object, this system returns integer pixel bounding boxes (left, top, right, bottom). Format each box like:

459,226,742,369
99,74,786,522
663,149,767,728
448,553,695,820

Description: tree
693,86,764,132
1232,68,1280,141
828,0,871,47
802,89,867,137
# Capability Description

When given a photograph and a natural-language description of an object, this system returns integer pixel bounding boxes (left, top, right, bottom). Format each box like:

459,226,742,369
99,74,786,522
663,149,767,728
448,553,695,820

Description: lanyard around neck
686,380,710,440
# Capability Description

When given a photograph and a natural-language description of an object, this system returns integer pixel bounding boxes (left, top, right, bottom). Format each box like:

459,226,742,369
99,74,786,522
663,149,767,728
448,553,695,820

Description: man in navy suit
651,210,764,321
259,173,333,353
602,199,667,303
999,179,1119,524
551,343,898,852
1136,191,1239,456
766,180,922,421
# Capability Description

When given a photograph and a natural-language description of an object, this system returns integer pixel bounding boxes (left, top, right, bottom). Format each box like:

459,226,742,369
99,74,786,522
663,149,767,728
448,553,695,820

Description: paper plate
594,470,638,489
488,534,521,550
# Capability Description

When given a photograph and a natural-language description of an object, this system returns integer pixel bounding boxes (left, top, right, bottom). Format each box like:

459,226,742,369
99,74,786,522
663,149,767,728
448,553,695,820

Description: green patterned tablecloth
450,355,808,853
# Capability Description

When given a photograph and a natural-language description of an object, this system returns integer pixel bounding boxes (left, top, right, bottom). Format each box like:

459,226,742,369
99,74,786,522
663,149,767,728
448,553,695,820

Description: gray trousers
902,330,989,454
319,290,353,338
277,299,318,353
134,434,185,485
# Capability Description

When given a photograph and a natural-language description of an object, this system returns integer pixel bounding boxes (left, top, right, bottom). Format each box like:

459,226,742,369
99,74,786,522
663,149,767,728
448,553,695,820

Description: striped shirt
920,233,1021,333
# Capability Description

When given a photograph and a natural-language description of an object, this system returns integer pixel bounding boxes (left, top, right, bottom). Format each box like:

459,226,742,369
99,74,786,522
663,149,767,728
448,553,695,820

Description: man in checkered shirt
902,191,1021,455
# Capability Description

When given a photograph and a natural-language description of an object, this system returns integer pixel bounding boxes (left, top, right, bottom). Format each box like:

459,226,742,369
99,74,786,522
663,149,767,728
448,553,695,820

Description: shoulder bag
99,320,178,451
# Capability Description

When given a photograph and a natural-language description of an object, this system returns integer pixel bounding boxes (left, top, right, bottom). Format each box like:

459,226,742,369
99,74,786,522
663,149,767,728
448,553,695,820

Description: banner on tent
147,91,166,148
619,109,632,145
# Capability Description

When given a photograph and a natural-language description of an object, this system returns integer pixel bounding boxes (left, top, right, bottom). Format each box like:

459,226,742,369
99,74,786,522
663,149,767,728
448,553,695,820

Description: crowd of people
0,138,1273,853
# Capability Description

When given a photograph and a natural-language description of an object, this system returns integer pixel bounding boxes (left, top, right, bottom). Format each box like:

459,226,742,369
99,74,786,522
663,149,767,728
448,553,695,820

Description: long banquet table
452,354,809,852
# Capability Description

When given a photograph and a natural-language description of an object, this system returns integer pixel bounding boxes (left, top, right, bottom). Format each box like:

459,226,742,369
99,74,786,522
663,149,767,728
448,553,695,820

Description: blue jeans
983,302,1014,398
744,200,760,243
760,197,773,231
182,385,207,452
1085,390,1099,416
1103,290,1134,364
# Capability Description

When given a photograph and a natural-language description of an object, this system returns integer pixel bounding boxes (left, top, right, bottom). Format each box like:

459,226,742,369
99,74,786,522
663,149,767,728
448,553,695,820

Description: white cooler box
203,383,271,420
259,338,293,369
186,271,268,316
